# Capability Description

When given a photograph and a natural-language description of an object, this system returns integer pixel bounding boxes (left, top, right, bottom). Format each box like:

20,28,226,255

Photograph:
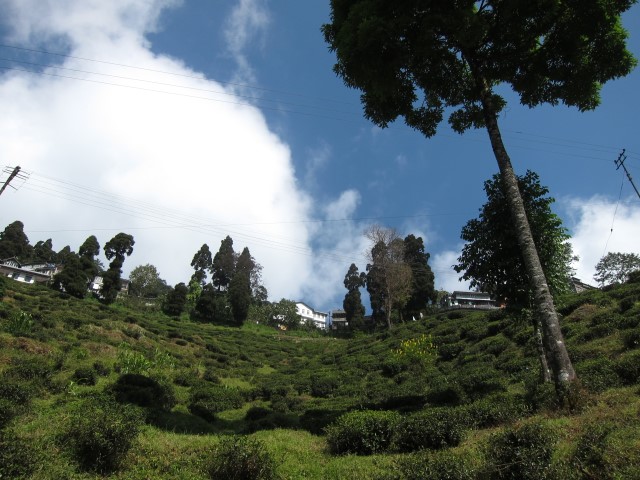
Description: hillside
1,276,639,479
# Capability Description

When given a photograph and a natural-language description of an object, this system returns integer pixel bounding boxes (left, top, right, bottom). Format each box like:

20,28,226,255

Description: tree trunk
535,317,553,382
475,79,576,392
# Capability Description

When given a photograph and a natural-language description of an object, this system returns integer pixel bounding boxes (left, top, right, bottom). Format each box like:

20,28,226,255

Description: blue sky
0,0,639,313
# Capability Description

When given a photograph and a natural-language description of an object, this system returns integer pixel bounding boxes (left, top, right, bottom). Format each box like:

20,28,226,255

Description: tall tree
594,252,640,286
190,243,212,285
32,239,56,264
102,233,135,304
235,246,265,301
403,235,436,319
78,235,101,280
323,1,636,391
343,263,366,327
162,282,189,317
0,220,32,261
52,253,87,299
128,264,168,298
228,271,251,325
365,226,412,329
212,236,235,291
455,171,574,307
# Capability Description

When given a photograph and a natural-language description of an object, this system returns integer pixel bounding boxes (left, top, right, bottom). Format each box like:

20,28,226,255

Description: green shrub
93,361,111,376
246,412,299,433
0,429,37,479
576,358,621,393
245,406,272,421
209,435,277,480
393,449,478,480
614,350,640,385
310,372,341,398
111,373,176,411
3,310,33,335
524,377,558,412
62,395,143,474
621,328,640,349
0,399,19,429
326,410,401,455
438,341,465,361
485,420,558,480
425,378,467,406
393,407,469,452
72,367,97,386
464,393,530,428
0,381,33,405
188,385,244,422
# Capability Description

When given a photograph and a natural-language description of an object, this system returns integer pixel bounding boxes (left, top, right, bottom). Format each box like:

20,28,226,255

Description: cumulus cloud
0,0,321,304
563,196,640,285
431,248,470,293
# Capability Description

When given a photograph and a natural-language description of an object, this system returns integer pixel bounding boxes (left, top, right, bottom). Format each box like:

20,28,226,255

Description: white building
296,302,329,330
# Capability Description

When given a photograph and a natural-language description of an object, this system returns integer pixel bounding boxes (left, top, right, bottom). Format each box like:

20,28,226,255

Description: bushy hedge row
188,384,245,422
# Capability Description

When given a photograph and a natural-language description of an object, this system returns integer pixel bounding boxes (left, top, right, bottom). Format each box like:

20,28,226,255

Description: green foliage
455,171,574,307
464,393,530,429
402,234,436,319
3,309,34,335
111,373,176,411
117,343,152,374
576,358,621,393
595,252,640,287
229,271,252,325
128,263,168,298
188,385,244,422
162,282,189,316
614,350,640,385
71,367,97,386
326,410,401,455
485,420,558,480
0,429,37,479
62,395,143,474
343,263,366,324
208,435,277,480
393,407,469,452
391,450,478,480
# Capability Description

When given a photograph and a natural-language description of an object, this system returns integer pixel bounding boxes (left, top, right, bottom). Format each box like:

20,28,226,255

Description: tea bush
111,373,176,411
0,429,37,479
614,350,640,385
208,435,277,480
464,393,530,428
62,395,143,473
390,449,478,480
576,358,621,393
484,420,558,480
393,407,469,452
188,384,244,422
72,367,97,386
326,410,401,455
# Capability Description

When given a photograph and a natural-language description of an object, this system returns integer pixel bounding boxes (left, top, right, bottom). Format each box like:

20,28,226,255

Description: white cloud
0,0,318,303
431,248,470,293
223,0,270,85
300,189,371,310
304,142,331,190
564,196,640,285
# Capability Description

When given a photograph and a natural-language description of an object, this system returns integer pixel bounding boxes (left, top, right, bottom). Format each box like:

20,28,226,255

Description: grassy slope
0,277,639,479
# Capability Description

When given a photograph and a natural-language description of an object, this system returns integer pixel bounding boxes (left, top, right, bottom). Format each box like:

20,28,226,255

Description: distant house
0,258,61,284
442,291,498,310
296,302,329,330
330,309,348,330
570,277,596,294
89,276,130,296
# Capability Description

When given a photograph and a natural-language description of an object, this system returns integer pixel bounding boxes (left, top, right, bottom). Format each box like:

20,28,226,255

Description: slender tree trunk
475,78,576,391
535,318,553,382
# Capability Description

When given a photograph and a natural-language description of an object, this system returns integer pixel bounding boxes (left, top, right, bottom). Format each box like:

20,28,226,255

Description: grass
1,275,640,478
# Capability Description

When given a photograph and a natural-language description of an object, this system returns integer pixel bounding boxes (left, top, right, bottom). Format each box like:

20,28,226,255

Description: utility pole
615,150,640,201
0,166,25,197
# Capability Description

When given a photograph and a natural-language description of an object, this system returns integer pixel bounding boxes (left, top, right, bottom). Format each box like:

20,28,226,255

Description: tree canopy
128,264,168,298
455,170,574,307
212,236,235,291
102,233,135,304
595,252,640,287
343,263,366,327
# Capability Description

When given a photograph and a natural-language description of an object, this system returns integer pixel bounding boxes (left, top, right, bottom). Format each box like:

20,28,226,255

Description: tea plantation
1,275,639,479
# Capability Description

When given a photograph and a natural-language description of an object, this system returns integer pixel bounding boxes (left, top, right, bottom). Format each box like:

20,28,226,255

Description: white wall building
296,302,329,330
